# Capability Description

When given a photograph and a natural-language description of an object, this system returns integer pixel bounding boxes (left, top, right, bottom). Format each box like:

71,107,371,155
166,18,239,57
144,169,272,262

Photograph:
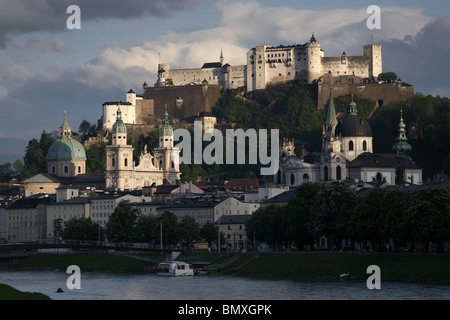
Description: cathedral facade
105,107,181,191
275,91,423,187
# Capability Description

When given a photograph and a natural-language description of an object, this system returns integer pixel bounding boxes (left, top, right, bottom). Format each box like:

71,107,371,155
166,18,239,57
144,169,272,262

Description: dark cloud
0,0,197,48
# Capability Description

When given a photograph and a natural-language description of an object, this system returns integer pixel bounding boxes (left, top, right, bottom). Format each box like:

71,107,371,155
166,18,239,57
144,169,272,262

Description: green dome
112,107,127,134
47,138,87,160
159,110,173,136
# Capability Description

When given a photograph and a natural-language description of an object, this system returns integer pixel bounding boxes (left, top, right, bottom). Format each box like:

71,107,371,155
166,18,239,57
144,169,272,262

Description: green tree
61,217,103,241
154,211,180,246
405,187,450,252
178,216,200,246
105,200,141,242
78,120,91,136
378,72,398,82
86,142,106,173
200,221,217,246
133,214,156,242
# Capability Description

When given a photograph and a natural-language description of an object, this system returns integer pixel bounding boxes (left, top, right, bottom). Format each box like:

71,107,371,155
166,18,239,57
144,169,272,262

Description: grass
226,252,450,284
0,284,51,300
10,252,154,272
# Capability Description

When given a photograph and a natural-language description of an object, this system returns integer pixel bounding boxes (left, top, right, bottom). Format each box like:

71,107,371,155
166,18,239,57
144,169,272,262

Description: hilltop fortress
101,34,413,132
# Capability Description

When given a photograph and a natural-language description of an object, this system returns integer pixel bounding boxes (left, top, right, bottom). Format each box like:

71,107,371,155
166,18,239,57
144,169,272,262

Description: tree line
245,182,450,253
61,200,223,248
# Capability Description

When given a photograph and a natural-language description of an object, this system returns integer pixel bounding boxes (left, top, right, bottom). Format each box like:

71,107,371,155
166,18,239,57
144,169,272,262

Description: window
349,140,354,151
324,166,329,181
78,166,81,173
336,166,342,180
363,140,367,151
124,158,128,167
376,172,382,181
64,166,68,173
52,166,56,173
290,174,295,185
112,158,115,167
303,173,309,182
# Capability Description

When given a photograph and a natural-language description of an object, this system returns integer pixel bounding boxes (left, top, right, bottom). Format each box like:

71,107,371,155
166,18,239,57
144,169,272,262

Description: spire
112,104,127,134
392,109,412,156
310,32,317,42
59,110,72,139
61,110,70,129
325,88,338,135
220,48,224,66
159,105,173,136
348,94,358,115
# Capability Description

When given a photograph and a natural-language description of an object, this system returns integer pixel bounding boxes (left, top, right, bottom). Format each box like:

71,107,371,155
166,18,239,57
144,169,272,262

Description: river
1,270,449,300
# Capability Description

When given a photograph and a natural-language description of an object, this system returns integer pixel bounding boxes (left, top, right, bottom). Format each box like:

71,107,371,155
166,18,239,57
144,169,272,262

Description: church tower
321,89,346,182
106,106,135,190
153,107,181,184
392,109,412,157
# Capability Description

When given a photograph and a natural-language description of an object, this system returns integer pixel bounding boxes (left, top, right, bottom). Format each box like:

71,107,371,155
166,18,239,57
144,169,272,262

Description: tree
61,217,103,241
78,120,91,136
178,216,200,247
377,72,398,83
201,221,218,247
154,211,179,246
86,142,106,173
133,215,156,242
105,200,141,242
405,187,450,252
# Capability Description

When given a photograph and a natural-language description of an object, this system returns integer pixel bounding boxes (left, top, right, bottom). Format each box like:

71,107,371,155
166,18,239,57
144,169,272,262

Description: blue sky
0,0,449,147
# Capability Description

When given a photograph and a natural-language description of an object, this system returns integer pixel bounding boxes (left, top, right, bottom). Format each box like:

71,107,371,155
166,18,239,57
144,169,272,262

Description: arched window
303,173,309,182
349,140,354,151
290,174,295,186
376,172,382,181
124,158,128,167
336,166,342,180
112,158,115,167
363,140,367,151
324,166,329,181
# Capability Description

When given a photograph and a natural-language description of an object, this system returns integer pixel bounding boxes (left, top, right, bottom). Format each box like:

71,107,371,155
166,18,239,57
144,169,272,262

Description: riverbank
0,284,50,300
220,252,450,285
5,251,450,285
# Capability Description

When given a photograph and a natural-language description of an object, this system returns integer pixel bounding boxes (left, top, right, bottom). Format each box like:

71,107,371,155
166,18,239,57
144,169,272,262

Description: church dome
47,138,86,160
340,114,372,137
159,110,173,136
339,100,372,137
112,107,127,134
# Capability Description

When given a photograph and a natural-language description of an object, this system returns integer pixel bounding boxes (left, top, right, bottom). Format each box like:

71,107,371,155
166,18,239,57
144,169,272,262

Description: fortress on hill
101,34,413,132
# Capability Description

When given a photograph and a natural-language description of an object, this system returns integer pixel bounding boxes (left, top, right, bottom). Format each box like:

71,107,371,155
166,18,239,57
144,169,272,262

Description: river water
1,270,449,300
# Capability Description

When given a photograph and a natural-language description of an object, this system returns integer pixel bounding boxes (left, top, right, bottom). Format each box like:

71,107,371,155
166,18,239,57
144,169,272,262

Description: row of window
51,166,82,174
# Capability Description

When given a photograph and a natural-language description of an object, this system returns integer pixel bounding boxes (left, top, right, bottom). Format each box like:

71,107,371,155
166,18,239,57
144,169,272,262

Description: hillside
212,80,449,180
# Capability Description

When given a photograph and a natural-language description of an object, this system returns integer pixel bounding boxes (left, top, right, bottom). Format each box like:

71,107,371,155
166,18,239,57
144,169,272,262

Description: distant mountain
0,137,27,164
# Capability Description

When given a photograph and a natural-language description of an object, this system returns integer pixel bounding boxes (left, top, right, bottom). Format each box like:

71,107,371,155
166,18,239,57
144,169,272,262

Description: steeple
159,105,174,137
220,48,224,66
59,110,72,139
112,104,127,134
325,88,338,135
348,94,358,115
392,109,412,156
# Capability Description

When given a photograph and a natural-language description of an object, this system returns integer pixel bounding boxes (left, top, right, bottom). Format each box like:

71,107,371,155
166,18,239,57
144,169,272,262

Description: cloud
0,0,197,48
0,1,448,141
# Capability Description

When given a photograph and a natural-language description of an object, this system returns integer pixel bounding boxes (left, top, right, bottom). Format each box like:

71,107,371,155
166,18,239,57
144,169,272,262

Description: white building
90,194,144,227
275,91,422,187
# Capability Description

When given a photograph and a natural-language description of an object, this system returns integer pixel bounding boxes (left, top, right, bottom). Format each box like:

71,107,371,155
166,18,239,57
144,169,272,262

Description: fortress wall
226,65,247,89
169,68,223,86
143,84,223,121
318,76,414,111
135,99,155,125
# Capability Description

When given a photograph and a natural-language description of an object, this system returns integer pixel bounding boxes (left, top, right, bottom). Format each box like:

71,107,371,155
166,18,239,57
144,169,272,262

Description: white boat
157,261,195,276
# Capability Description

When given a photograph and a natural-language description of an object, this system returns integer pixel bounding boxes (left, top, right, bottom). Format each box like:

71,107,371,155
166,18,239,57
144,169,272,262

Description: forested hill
212,80,450,180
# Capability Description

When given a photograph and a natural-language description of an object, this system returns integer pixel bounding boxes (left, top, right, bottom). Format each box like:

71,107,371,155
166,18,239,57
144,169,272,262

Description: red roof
223,178,259,190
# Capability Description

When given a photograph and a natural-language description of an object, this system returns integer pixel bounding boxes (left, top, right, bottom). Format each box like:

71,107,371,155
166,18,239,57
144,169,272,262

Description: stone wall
143,84,223,121
317,74,414,111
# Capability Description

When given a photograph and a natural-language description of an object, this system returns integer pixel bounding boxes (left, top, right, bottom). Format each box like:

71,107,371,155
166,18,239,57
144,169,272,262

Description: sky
0,0,449,145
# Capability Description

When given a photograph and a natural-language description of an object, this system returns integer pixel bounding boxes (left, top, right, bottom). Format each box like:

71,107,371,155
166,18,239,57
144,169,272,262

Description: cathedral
105,106,181,191
275,90,423,187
